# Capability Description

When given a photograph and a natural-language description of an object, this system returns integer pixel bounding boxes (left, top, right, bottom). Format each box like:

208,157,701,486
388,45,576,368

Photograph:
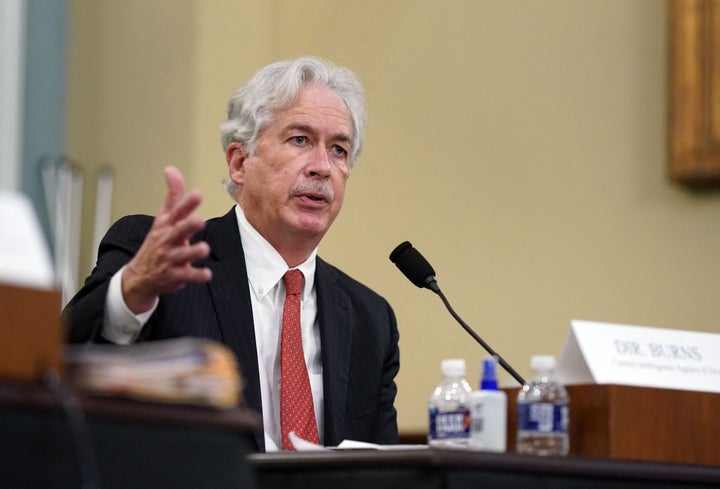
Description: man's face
228,83,353,253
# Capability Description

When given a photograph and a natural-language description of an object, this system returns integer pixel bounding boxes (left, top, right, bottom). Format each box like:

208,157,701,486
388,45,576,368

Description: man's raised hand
121,167,212,314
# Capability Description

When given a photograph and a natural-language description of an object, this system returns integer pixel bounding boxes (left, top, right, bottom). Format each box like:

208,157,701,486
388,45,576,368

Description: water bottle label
517,402,568,433
429,407,471,440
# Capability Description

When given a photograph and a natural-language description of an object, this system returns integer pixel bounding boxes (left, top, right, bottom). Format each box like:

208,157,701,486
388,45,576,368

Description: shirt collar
234,204,317,300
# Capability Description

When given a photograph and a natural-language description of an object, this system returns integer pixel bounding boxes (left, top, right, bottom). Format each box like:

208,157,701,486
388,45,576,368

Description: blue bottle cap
480,356,499,390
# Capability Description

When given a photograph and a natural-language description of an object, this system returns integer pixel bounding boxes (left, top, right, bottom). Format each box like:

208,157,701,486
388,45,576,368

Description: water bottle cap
530,355,556,371
480,356,499,390
441,358,466,376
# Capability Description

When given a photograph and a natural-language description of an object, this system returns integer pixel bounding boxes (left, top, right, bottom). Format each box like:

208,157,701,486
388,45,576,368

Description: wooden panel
505,384,720,465
0,283,63,382
668,0,720,187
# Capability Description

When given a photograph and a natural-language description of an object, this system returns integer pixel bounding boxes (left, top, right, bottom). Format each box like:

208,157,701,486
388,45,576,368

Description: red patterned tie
280,269,319,450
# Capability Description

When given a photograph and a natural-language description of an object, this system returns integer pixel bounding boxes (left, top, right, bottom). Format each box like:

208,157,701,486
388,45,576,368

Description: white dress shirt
102,204,324,451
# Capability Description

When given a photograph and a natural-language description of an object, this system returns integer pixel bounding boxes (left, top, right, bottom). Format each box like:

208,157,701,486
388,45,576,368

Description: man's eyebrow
333,133,353,145
285,123,313,134
285,123,352,145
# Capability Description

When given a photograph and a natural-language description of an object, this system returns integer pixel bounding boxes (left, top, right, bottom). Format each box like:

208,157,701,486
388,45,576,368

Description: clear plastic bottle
516,355,570,456
469,356,507,452
428,358,473,448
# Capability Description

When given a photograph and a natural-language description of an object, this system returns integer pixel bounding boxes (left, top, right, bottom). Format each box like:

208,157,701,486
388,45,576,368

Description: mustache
291,181,334,202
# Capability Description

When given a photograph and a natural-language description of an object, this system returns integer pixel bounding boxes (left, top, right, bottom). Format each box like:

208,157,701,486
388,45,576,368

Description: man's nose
307,146,332,177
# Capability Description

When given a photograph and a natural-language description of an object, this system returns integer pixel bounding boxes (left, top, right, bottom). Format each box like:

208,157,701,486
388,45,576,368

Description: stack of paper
65,338,242,409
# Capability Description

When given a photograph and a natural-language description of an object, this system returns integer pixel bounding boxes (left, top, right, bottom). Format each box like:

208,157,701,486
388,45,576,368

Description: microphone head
389,241,437,289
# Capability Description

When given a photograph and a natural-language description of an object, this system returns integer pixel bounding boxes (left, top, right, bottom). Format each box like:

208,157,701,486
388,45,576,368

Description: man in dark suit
65,57,399,452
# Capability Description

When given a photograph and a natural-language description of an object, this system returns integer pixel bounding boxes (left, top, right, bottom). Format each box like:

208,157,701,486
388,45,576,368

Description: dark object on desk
250,448,720,489
0,380,261,489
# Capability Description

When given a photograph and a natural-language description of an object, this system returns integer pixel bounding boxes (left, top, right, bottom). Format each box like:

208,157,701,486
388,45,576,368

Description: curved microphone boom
390,241,526,386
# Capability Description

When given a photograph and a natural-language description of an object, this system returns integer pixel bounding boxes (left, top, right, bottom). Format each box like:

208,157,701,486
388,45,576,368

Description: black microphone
390,241,526,386
388,241,440,292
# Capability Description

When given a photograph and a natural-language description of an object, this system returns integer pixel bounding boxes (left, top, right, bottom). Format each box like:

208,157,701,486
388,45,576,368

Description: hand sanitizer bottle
469,356,507,452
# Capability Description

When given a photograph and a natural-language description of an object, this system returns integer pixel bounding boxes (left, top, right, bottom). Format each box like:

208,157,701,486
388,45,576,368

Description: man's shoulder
106,208,235,243
192,207,238,245
111,214,154,230
316,257,387,304
102,214,155,249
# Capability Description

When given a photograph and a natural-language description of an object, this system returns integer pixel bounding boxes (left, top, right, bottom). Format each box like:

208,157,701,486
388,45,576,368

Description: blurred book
65,338,242,409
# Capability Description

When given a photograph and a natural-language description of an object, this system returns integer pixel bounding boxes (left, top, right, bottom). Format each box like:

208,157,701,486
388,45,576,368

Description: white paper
557,319,720,393
336,439,427,451
0,191,55,289
288,432,428,451
288,432,330,451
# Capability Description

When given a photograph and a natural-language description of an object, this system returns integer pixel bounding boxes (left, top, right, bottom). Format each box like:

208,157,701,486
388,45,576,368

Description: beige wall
66,0,720,433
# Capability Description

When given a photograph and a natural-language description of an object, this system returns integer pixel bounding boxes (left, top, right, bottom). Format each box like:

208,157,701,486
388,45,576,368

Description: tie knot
283,269,304,296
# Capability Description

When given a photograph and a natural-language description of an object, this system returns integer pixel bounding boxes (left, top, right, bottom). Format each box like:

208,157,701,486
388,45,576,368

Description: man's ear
226,142,247,186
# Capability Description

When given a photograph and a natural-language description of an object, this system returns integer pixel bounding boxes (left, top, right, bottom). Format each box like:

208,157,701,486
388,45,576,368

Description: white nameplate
0,191,55,290
557,319,720,393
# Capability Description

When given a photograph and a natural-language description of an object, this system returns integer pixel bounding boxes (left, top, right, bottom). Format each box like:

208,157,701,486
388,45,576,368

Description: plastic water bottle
428,358,472,448
516,355,569,456
469,356,507,452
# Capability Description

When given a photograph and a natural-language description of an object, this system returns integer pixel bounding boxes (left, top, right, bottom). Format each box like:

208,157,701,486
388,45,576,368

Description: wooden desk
0,380,261,489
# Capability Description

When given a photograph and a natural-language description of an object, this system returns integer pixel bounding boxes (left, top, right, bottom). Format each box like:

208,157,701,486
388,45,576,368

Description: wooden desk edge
249,448,720,484
0,379,262,434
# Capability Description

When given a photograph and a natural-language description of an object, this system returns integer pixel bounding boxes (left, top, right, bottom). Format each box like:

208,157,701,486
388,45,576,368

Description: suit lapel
315,258,352,446
202,210,263,423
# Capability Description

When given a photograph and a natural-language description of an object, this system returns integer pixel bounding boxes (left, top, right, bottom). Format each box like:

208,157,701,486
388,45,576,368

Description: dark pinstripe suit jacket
65,208,400,451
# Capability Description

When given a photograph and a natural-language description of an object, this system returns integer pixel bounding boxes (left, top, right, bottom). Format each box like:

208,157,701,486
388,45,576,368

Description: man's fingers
168,189,203,224
150,190,204,242
129,166,211,301
166,241,211,266
163,261,213,291
125,241,212,302
157,167,205,229
162,212,206,246
162,166,186,212
182,265,213,284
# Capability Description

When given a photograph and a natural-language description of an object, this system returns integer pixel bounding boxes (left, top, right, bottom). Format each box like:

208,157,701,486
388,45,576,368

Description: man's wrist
121,264,159,314
103,266,157,344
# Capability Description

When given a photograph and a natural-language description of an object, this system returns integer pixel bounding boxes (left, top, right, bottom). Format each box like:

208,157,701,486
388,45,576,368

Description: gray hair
220,56,368,199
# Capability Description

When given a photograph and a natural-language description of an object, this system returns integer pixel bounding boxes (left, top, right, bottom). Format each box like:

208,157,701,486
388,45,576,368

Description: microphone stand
427,278,526,386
